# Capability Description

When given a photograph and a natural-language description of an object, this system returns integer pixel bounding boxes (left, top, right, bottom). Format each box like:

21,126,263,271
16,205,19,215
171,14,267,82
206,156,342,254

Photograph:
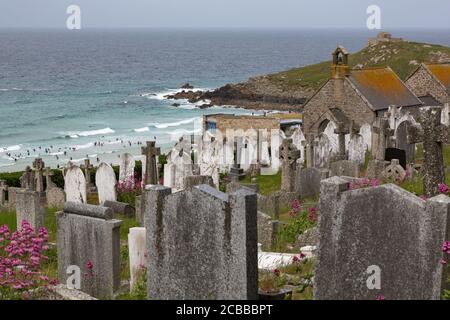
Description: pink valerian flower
292,252,307,264
443,241,450,254
349,178,379,190
0,220,54,292
273,269,280,277
419,195,428,201
289,199,302,217
308,208,318,222
438,183,450,195
86,260,94,270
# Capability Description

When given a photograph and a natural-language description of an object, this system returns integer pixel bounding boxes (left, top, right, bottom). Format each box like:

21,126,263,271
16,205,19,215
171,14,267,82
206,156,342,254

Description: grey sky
1,0,449,29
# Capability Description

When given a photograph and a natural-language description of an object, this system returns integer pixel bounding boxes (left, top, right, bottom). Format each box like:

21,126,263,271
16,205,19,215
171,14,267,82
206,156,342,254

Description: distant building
302,46,422,138
406,63,450,105
368,32,404,46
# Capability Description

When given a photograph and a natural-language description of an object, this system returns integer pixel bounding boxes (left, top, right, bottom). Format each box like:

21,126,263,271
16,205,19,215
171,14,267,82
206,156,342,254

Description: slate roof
348,67,423,111
419,94,443,107
426,63,450,91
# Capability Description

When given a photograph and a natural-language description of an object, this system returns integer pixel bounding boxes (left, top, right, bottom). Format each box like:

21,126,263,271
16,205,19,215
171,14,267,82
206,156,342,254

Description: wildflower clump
0,220,55,299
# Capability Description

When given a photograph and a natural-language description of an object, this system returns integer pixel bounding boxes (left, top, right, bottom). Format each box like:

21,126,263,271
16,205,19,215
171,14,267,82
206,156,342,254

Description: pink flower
86,261,94,270
438,183,450,195
273,269,280,277
376,294,385,300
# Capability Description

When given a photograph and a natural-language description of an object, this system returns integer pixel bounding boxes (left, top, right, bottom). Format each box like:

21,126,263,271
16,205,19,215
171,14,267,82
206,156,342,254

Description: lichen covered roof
426,64,450,90
348,67,423,111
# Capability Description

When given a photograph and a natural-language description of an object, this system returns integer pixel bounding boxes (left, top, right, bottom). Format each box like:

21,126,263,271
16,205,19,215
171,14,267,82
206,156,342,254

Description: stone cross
407,107,450,197
279,138,301,192
81,159,94,191
43,167,57,191
334,122,350,160
373,117,394,161
20,166,35,190
141,141,160,186
32,158,45,193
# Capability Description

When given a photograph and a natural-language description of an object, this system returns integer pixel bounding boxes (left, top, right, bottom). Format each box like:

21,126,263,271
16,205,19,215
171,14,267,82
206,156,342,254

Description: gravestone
396,121,415,164
81,159,95,193
383,159,407,181
296,167,329,198
7,187,20,211
128,227,147,293
315,177,450,300
32,158,45,193
334,122,350,161
135,195,144,226
280,138,301,192
408,107,450,197
46,187,66,209
270,130,282,172
20,166,34,190
43,167,57,191
173,149,194,190
366,159,389,179
96,162,117,205
442,104,449,125
330,160,360,178
373,117,394,161
64,163,87,204
199,135,220,187
119,153,135,185
141,141,160,186
385,148,406,169
0,180,8,207
15,189,44,231
103,200,135,217
57,202,122,299
257,211,279,252
348,134,366,165
143,184,258,300
184,175,214,190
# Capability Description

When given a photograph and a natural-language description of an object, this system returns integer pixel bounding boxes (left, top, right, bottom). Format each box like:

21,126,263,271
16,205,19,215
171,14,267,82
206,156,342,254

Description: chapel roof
425,63,450,91
348,67,423,111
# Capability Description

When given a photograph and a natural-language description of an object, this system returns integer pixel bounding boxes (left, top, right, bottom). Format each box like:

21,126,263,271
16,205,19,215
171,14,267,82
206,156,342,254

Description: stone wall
302,78,376,137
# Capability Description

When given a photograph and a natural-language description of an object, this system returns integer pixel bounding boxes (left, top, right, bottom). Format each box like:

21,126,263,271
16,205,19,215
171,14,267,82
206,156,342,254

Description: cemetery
0,47,450,301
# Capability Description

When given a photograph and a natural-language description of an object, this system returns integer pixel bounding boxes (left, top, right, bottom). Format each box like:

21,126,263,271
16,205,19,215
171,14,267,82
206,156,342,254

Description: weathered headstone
396,121,415,164
103,200,135,217
81,159,95,193
64,163,87,204
15,189,44,231
330,160,360,178
143,184,258,300
280,138,301,192
366,159,389,179
296,167,329,198
348,134,366,165
57,202,122,299
141,141,160,186
43,167,57,191
119,153,135,185
95,162,117,205
0,180,8,207
20,166,34,190
7,187,19,211
315,177,450,300
257,211,279,252
46,187,66,209
373,117,394,161
128,227,147,293
334,122,350,161
408,107,450,196
32,158,45,193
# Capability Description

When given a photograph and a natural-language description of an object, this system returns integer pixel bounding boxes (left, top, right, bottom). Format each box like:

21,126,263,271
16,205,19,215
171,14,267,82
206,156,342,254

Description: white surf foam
66,127,115,138
150,117,201,129
142,87,210,101
134,127,150,133
0,145,22,153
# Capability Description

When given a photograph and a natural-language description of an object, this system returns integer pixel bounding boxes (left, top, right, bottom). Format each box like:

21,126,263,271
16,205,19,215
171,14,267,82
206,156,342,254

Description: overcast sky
1,0,449,29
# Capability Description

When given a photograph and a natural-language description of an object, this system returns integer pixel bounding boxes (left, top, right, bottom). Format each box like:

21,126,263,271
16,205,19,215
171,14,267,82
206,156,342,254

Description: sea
1,28,450,172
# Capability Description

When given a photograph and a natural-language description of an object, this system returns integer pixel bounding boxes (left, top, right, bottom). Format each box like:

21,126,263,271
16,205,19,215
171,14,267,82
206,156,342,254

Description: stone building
302,46,424,167
406,63,450,105
367,32,404,47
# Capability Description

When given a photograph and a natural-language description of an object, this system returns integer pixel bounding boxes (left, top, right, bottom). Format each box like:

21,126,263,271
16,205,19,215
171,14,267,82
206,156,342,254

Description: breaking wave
64,127,115,139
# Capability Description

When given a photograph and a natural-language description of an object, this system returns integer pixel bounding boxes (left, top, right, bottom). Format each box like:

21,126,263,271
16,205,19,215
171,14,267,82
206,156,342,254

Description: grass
241,171,281,196
266,41,450,90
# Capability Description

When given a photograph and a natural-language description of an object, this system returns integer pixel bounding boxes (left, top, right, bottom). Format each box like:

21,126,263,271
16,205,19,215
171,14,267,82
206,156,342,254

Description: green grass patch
242,171,281,196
